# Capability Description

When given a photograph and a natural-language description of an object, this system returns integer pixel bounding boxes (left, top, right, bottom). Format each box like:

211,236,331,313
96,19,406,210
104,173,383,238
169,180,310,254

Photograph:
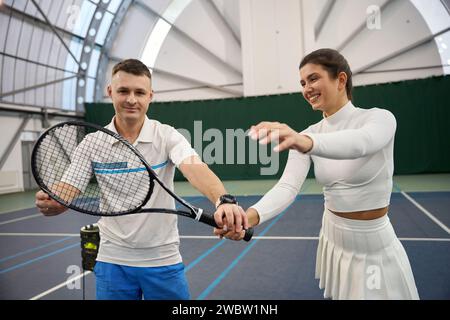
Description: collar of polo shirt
107,116,153,145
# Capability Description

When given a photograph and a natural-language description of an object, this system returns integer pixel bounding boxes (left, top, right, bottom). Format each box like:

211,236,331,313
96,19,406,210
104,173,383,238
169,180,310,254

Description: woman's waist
329,206,388,220
323,184,391,219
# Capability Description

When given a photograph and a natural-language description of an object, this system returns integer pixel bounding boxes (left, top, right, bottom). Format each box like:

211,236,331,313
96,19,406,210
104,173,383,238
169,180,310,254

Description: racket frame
31,121,253,241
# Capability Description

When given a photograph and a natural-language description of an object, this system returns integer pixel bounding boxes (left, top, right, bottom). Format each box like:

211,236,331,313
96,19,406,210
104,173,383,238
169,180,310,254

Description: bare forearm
180,156,250,233
179,157,226,204
193,166,227,204
51,182,81,203
246,207,260,227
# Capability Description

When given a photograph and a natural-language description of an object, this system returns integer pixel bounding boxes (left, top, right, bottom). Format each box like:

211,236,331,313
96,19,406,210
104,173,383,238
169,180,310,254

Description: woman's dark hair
299,48,352,100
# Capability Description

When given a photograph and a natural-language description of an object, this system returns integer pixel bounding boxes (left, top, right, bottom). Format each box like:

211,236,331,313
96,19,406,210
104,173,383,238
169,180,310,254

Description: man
35,59,247,300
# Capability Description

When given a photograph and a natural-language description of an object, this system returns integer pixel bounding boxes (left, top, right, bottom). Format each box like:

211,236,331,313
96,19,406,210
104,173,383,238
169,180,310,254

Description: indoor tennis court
1,0,450,302
1,175,449,299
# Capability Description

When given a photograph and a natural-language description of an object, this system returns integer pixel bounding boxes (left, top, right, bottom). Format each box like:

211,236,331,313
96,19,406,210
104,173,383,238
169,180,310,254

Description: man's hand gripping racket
31,121,253,241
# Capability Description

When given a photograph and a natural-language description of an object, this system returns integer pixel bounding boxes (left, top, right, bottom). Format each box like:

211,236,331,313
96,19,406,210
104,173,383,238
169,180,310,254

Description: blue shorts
94,261,190,300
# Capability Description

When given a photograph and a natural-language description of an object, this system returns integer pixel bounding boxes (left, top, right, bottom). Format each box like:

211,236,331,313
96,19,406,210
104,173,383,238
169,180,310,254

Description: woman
214,48,419,300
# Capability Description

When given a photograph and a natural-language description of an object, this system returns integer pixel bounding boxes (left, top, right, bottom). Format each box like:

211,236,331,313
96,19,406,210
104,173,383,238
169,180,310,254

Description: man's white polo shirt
64,116,198,267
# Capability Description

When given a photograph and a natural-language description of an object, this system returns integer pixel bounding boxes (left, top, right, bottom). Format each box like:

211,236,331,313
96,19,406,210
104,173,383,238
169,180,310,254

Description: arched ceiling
0,0,449,112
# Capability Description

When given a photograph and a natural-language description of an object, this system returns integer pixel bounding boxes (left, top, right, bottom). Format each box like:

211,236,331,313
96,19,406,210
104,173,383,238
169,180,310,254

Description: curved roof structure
1,0,449,113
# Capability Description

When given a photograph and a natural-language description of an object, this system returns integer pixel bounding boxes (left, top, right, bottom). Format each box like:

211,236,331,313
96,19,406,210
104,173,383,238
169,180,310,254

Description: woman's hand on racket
213,203,248,234
214,207,259,241
35,190,68,216
214,217,246,241
248,122,313,153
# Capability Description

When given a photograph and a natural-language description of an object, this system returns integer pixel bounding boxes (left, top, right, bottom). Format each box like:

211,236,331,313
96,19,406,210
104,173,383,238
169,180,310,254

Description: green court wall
85,75,450,180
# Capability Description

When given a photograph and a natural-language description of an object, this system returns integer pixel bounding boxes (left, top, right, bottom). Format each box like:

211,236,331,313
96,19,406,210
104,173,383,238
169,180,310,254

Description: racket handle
198,211,254,242
242,227,253,242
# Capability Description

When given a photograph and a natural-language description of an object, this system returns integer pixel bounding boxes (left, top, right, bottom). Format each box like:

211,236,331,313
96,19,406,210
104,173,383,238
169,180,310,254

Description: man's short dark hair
112,59,152,80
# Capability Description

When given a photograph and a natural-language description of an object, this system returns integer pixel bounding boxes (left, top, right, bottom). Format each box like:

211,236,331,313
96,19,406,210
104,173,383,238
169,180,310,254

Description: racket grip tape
198,211,254,242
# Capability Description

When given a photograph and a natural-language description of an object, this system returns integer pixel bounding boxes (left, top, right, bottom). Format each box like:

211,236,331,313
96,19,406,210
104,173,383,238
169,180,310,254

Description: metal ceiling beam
202,0,241,47
108,55,242,96
135,0,242,77
353,27,450,75
359,64,449,74
0,102,83,118
0,75,78,98
75,0,111,112
154,82,242,94
30,0,81,68
94,0,133,102
314,0,336,40
441,0,450,14
0,3,85,43
87,0,115,15
153,68,242,96
0,51,96,78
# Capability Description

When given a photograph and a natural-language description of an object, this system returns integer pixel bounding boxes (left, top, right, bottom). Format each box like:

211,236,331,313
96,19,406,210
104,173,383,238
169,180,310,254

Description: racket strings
34,123,152,216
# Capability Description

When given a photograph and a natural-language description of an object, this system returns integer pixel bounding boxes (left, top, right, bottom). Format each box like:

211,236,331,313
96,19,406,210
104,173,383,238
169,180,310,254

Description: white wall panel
0,113,78,194
240,0,303,96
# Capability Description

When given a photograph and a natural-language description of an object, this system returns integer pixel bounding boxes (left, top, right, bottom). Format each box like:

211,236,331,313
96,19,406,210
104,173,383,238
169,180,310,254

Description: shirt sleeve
304,109,396,159
251,149,311,224
60,136,94,193
166,127,199,167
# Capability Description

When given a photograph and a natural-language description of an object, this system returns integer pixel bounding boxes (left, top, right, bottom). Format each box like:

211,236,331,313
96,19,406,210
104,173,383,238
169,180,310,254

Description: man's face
107,71,153,123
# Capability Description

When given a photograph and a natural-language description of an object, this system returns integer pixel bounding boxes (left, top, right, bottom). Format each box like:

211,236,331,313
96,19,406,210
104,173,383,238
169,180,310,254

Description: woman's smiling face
300,63,348,116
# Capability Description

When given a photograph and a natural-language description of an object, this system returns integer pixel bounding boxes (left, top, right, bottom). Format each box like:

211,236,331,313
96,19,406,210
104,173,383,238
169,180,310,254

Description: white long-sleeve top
252,101,397,224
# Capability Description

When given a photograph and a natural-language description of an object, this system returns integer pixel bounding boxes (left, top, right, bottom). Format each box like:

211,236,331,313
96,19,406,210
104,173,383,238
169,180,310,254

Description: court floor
0,174,449,300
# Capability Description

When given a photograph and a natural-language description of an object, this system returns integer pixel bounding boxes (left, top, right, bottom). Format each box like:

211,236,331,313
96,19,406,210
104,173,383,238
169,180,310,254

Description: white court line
400,191,450,234
29,271,92,300
1,233,450,241
254,236,319,240
399,237,450,241
0,213,42,226
0,233,78,237
181,236,319,240
25,237,449,300
0,209,32,215
252,236,450,241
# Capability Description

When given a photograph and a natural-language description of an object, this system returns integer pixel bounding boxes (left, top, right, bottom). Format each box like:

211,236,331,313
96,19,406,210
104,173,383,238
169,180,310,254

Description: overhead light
141,20,171,69
141,0,192,68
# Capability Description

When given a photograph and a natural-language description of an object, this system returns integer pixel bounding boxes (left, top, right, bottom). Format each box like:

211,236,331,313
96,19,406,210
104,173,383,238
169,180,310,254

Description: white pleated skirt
315,208,419,300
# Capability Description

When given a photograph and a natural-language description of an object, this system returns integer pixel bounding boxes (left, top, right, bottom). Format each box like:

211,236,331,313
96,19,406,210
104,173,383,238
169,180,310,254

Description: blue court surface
0,192,449,300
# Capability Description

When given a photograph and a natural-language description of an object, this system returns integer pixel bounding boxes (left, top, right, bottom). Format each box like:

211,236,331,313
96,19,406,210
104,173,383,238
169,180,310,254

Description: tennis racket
31,121,253,241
